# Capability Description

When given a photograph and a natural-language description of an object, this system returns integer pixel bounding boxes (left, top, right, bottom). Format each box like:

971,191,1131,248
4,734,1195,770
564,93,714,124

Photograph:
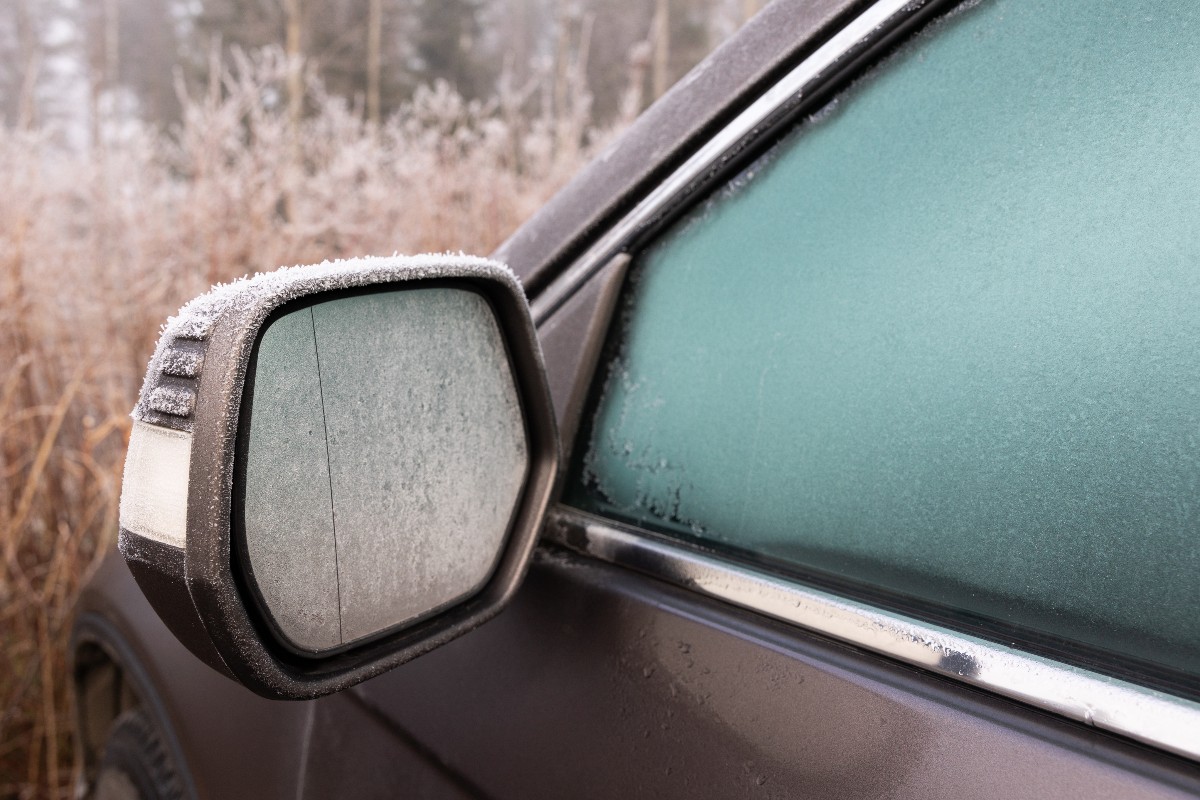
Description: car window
565,0,1200,688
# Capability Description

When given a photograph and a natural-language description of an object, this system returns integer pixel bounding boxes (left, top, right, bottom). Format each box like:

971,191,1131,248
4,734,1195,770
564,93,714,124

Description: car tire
93,709,184,800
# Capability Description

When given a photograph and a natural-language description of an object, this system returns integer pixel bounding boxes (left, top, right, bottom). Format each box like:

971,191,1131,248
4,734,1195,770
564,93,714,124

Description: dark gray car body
71,0,1200,796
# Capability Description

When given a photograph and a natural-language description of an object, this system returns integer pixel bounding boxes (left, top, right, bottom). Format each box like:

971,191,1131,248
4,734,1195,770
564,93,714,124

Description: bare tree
408,0,489,99
1,0,44,129
367,0,382,124
651,0,668,100
283,0,303,128
0,0,81,132
188,0,412,120
118,0,185,126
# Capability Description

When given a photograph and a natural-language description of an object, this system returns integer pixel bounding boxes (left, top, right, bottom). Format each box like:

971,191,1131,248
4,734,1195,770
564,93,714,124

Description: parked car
71,0,1200,797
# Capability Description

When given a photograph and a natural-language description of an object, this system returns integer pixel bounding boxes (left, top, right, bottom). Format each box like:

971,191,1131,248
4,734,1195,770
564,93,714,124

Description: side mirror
118,256,558,698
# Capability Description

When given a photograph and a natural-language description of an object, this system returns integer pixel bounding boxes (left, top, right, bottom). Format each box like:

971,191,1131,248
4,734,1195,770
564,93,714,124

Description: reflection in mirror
239,287,528,653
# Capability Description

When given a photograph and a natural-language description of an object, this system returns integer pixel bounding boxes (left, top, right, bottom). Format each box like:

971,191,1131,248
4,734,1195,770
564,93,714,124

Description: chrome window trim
548,509,1200,762
530,0,1200,761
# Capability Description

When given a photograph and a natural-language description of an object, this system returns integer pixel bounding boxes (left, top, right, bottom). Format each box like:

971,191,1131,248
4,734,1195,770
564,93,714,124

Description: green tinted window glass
568,0,1200,683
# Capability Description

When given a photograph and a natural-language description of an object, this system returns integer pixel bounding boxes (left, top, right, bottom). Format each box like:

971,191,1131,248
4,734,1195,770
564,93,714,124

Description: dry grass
0,49,608,799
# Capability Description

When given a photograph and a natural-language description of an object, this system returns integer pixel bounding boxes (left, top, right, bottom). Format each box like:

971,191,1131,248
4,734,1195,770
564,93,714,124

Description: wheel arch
71,550,314,800
71,611,199,800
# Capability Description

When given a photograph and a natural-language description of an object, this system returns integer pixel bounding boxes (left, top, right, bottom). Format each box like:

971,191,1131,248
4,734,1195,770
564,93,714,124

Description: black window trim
529,0,1200,762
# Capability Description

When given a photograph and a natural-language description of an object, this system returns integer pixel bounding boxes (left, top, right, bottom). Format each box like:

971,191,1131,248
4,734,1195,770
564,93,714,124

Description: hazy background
4,0,757,137
0,0,755,796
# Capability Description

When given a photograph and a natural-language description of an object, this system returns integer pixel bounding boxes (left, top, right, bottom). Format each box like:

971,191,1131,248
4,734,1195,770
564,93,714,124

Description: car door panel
353,550,1200,799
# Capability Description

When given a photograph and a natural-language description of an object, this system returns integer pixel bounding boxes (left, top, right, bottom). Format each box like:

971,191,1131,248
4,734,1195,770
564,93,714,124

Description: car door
330,0,1200,796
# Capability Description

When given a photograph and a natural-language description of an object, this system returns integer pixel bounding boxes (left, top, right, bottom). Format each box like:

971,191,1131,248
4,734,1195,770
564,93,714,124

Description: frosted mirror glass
238,286,529,654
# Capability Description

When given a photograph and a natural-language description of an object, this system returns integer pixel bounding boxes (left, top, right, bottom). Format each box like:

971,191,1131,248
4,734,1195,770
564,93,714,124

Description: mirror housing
118,256,558,699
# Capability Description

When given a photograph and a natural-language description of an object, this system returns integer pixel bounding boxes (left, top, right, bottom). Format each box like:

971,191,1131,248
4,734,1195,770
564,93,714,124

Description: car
71,0,1200,797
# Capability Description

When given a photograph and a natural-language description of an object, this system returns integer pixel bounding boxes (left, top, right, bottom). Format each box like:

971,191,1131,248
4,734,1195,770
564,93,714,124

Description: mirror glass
238,286,529,653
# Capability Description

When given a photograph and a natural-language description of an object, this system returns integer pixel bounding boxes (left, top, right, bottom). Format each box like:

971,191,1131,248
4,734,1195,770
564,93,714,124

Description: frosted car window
567,0,1200,684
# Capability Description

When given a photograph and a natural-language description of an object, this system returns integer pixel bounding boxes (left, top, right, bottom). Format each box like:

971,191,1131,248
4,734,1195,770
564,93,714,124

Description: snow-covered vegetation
0,49,615,796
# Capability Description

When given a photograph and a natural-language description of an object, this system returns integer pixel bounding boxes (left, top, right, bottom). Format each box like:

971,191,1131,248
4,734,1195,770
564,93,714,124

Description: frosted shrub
0,47,610,798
